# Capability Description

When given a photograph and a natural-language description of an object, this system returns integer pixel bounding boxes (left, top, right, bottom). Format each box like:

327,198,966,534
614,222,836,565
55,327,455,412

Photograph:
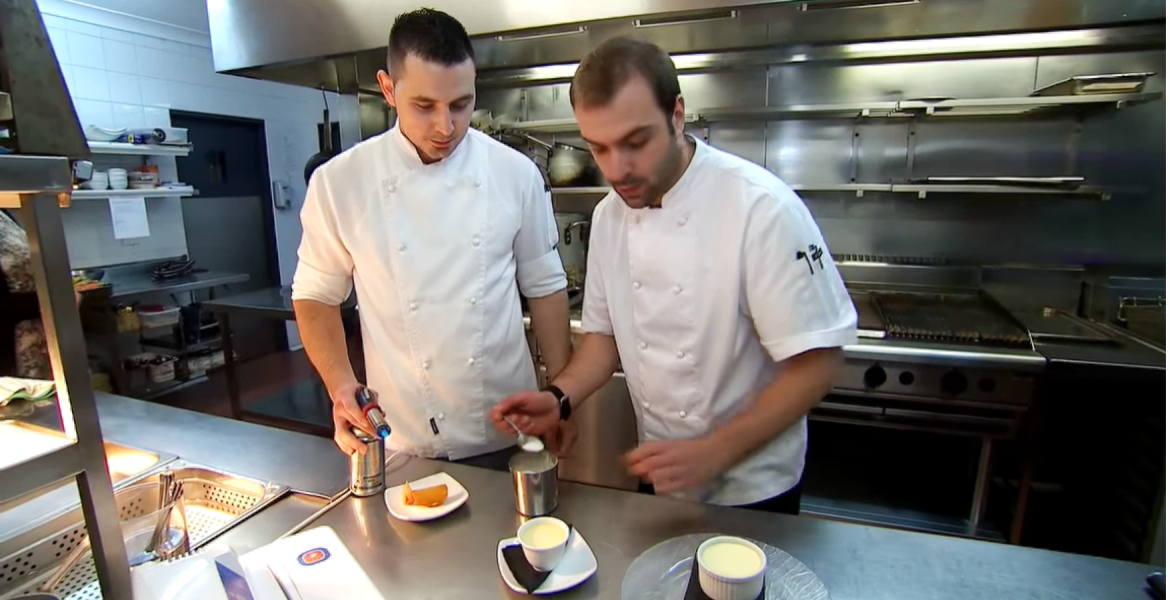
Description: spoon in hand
503,416,545,453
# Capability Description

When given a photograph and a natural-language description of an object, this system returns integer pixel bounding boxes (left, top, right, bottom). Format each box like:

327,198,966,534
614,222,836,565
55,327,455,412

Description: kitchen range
0,0,1165,598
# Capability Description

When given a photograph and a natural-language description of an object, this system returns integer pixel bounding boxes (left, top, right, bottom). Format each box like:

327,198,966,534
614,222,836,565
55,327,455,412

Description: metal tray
1031,73,1154,96
0,461,288,600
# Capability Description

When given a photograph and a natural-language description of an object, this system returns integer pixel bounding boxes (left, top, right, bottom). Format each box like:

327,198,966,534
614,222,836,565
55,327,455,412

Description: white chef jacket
582,138,857,506
292,127,567,460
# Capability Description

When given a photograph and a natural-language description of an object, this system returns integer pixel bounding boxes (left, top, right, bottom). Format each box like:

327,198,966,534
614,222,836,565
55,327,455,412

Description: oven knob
941,370,968,396
863,365,887,389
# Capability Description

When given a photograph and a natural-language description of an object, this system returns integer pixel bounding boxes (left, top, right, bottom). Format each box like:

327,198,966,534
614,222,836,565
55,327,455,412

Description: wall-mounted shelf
694,92,1163,122
506,113,699,134
505,93,1160,133
87,141,192,157
71,186,197,200
552,182,1111,199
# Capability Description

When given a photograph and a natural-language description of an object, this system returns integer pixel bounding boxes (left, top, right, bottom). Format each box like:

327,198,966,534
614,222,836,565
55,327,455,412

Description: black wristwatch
543,385,571,421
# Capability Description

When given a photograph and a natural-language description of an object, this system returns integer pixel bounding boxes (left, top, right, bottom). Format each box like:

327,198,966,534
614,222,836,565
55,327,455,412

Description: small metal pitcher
510,450,559,516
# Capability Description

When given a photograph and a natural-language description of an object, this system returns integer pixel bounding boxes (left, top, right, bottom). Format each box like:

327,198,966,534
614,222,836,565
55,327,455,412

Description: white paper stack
130,543,285,600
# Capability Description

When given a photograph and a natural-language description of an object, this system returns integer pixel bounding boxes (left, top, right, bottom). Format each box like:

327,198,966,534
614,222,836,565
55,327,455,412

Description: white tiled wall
37,0,364,347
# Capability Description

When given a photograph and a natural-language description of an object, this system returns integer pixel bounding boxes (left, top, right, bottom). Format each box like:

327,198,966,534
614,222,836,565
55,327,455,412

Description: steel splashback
205,0,1165,93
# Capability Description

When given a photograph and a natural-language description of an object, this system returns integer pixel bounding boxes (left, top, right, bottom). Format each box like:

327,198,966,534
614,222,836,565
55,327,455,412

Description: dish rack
0,462,287,600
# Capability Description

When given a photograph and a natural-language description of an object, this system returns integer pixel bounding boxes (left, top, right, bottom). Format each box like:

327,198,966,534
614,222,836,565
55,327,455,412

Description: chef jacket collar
391,126,472,169
648,135,704,211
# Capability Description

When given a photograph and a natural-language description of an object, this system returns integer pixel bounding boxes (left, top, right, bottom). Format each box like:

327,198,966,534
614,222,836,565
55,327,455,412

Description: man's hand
626,438,731,495
544,419,578,458
330,382,376,455
490,390,560,440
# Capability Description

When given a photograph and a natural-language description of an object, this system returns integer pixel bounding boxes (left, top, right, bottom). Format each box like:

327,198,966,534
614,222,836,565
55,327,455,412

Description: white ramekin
517,516,570,572
696,535,767,600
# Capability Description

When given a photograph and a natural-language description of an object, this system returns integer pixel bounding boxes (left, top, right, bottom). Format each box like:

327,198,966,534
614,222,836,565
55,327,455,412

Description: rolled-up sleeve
581,201,613,335
291,171,354,306
744,186,857,362
514,164,567,298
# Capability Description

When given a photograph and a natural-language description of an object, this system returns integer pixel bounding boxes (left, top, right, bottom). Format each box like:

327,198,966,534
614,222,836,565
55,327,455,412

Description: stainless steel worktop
24,393,1155,599
50,393,350,498
258,457,1156,600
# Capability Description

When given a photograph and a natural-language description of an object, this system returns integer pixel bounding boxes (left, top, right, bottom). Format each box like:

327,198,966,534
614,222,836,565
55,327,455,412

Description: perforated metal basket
0,461,287,599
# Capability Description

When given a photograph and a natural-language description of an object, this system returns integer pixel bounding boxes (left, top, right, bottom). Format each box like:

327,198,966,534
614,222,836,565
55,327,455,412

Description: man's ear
672,95,686,136
377,70,397,108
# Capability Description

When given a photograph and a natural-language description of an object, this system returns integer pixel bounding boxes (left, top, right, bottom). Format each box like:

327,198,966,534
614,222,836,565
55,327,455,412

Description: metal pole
21,192,132,598
967,436,993,537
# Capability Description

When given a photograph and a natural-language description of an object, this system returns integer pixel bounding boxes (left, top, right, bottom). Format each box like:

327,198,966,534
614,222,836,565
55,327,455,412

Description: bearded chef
491,37,857,512
293,8,571,470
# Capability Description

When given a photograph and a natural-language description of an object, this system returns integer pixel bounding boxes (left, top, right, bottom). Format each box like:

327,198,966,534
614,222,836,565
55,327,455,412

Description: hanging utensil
303,88,338,184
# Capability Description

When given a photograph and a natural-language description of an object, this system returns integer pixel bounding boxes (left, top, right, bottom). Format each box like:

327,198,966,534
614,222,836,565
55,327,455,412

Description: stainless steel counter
22,393,1154,599
275,457,1157,600
84,393,349,498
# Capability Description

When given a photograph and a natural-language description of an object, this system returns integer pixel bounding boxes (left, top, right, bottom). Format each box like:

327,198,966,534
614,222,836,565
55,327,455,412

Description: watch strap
542,384,571,421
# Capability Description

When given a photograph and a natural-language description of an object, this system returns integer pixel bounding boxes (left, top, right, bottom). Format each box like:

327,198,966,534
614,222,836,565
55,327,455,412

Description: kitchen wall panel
766,57,1040,105
477,36,1165,267
764,121,854,184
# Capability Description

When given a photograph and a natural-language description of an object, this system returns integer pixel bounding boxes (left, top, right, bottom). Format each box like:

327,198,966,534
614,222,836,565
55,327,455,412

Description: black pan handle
1147,572,1165,600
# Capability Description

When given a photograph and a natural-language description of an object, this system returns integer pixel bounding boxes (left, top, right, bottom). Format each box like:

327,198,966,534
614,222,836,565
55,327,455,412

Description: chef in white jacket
492,37,857,512
293,9,571,468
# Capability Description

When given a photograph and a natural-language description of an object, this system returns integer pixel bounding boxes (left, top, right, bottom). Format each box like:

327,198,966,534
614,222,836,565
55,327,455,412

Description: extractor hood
206,0,1164,93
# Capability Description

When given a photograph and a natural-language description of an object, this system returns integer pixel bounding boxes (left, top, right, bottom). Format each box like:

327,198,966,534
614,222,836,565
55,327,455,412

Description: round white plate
384,472,469,522
497,529,598,595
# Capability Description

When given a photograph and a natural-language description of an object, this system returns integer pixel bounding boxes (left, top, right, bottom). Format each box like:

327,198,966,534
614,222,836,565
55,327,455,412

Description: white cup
697,536,767,600
517,516,570,572
84,172,109,190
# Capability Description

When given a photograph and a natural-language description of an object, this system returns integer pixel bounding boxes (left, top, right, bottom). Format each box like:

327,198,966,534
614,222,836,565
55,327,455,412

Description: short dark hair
387,8,475,77
570,37,681,119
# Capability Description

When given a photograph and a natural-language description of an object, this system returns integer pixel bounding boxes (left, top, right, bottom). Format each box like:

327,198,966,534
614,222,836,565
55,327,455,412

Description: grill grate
873,292,1030,347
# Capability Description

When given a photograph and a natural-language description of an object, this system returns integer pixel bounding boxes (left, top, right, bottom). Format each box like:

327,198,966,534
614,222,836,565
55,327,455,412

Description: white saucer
384,472,469,522
497,529,598,595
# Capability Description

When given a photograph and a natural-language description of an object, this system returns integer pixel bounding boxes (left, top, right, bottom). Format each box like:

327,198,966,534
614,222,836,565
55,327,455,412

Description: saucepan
554,213,589,293
549,143,603,187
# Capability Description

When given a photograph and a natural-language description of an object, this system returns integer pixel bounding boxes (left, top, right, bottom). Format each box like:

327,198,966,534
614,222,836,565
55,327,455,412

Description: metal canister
349,427,385,497
510,450,558,516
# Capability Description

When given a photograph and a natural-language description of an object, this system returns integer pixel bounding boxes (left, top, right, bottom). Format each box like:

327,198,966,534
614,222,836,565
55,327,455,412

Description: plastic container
138,305,180,328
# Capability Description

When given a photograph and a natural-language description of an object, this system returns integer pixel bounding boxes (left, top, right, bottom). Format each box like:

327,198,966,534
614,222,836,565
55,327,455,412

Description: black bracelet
542,384,571,421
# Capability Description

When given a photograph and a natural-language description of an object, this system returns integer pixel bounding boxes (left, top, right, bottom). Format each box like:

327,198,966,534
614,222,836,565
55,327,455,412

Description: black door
172,111,285,360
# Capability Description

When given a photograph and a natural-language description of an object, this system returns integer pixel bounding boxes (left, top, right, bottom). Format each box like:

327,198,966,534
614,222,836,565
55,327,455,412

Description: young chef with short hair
293,8,571,469
491,37,857,513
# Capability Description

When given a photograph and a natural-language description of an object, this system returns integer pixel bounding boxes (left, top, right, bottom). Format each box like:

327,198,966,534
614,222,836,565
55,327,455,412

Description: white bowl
697,536,767,600
517,516,570,572
83,173,110,190
84,125,128,142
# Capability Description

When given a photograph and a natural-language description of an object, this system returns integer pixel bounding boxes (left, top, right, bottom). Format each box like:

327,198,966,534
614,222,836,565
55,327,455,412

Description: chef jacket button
642,402,650,409
470,297,478,305
409,302,418,311
633,281,642,290
639,341,647,350
679,410,688,418
673,285,682,294
422,360,431,370
438,412,446,420
468,357,476,365
678,216,688,226
676,350,685,359
387,183,397,193
472,237,481,247
398,243,406,252
474,179,482,187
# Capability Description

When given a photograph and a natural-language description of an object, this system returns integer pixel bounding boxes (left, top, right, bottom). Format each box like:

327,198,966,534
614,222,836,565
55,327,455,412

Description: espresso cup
517,516,570,572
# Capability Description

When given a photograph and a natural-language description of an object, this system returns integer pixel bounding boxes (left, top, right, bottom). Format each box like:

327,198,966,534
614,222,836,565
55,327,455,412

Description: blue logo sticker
297,547,331,566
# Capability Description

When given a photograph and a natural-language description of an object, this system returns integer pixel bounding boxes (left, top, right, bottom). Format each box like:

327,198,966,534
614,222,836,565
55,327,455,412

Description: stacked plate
108,168,129,190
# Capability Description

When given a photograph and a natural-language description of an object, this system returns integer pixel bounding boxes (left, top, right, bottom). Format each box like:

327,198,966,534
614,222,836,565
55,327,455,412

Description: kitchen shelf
139,335,223,354
71,186,197,199
506,113,699,134
87,141,192,157
694,92,1163,122
554,182,1111,199
135,374,209,400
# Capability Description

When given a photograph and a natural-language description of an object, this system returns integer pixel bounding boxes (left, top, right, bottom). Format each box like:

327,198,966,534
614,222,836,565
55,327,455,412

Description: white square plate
497,528,598,595
384,472,469,522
